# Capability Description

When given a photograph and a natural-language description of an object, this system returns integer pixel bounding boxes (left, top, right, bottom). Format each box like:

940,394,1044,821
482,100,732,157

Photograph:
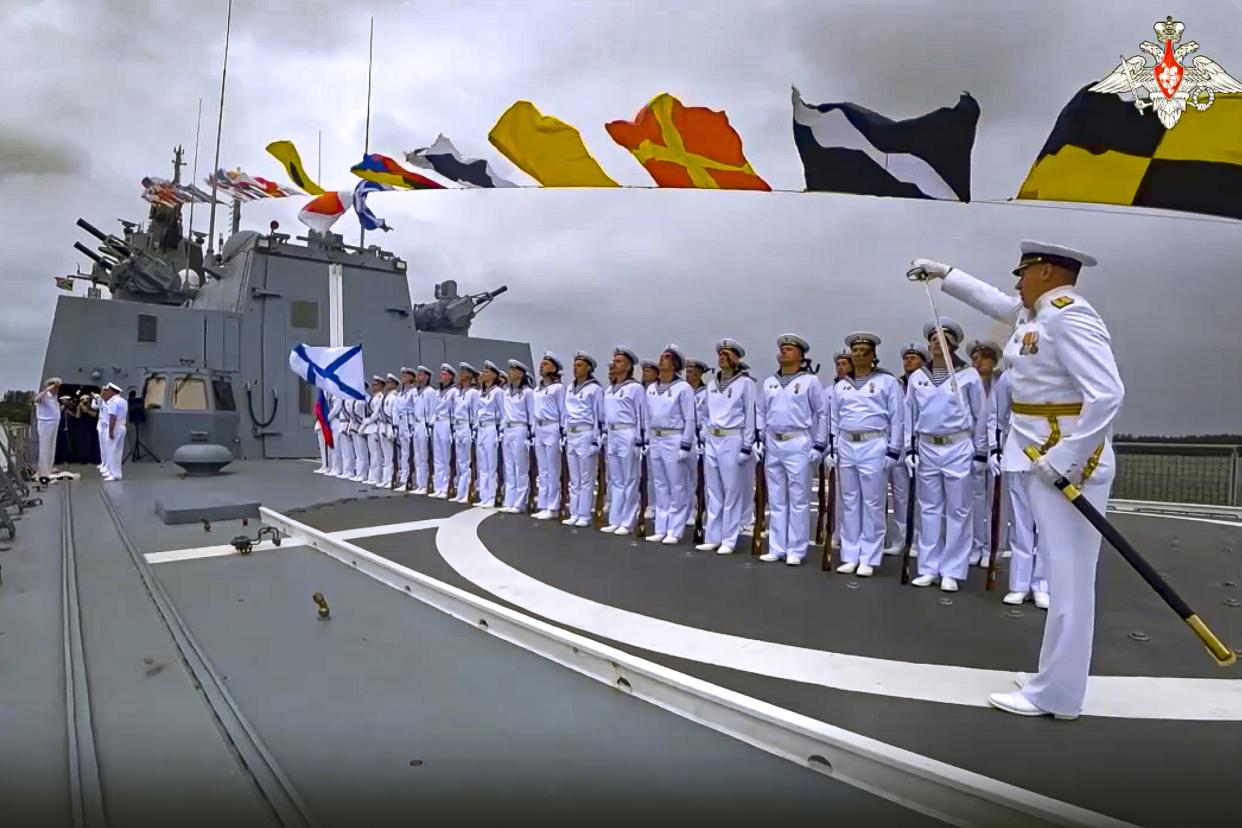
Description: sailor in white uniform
411,367,434,494
645,345,697,545
696,339,756,555
376,374,399,488
500,360,536,513
686,358,710,528
967,341,1004,566
831,333,904,576
912,240,1124,720
906,319,988,592
95,383,127,481
990,362,1049,608
600,347,646,534
348,392,369,483
430,364,458,498
327,392,348,478
884,344,927,554
34,377,62,478
532,353,567,520
561,352,604,527
640,359,659,521
396,368,418,489
756,334,828,565
452,363,481,503
360,376,384,485
829,350,853,551
472,361,504,507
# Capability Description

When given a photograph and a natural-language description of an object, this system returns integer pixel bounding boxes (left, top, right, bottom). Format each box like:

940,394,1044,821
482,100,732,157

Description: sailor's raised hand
907,259,952,281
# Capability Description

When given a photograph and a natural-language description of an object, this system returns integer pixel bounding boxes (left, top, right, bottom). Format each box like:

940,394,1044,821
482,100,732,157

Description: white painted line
144,518,444,564
261,506,1135,828
429,508,1242,722
333,518,445,540
1107,509,1242,529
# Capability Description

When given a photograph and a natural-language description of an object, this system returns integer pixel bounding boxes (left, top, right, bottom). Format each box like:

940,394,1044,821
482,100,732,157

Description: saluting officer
756,334,828,566
600,347,646,535
696,339,756,555
911,240,1124,720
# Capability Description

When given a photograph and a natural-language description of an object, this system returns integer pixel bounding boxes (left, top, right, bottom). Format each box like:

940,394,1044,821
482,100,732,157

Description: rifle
637,447,649,536
495,428,506,507
448,428,458,500
751,454,767,556
899,459,917,585
559,433,570,520
814,460,828,546
527,436,538,513
594,448,607,528
693,449,706,545
985,472,1003,591
820,468,837,571
425,423,434,493
469,432,478,504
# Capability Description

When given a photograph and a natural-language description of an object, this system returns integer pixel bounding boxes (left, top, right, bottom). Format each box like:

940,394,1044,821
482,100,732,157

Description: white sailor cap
901,342,930,363
660,344,685,371
777,333,810,354
1015,240,1097,276
400,366,416,376
573,351,597,371
105,382,123,393
385,372,399,382
458,361,479,376
845,331,881,348
715,338,745,358
922,318,964,347
439,362,456,375
613,346,639,367
507,358,531,374
687,358,710,373
640,359,658,371
541,351,563,372
833,349,852,363
45,376,63,386
371,374,385,384
966,339,1002,359
415,364,431,376
482,359,501,374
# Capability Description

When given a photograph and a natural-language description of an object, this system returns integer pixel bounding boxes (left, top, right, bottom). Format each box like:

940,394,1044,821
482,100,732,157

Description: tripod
124,421,161,463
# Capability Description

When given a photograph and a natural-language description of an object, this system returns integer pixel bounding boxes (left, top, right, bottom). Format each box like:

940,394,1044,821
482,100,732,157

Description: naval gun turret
412,280,508,336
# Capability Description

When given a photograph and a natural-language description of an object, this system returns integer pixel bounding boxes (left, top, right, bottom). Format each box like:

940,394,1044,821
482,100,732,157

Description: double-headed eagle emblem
1090,16,1242,129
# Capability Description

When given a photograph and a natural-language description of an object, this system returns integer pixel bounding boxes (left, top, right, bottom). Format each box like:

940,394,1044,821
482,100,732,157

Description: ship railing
1112,442,1241,509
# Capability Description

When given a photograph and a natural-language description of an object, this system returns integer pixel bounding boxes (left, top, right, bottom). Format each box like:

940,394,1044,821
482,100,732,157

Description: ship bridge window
172,376,208,411
290,300,318,330
212,377,236,412
298,379,314,415
143,375,166,409
137,314,158,343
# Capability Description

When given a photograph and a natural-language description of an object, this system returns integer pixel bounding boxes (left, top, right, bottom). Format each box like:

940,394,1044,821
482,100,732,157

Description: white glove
754,441,764,462
678,448,692,462
638,443,648,457
987,453,1002,477
822,451,836,471
1033,455,1064,487
904,453,917,475
599,430,608,448
883,452,899,472
809,448,823,466
909,258,952,280
737,449,752,466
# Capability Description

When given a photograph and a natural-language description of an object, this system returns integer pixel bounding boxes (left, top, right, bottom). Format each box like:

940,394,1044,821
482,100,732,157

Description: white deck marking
145,518,445,563
429,508,1242,722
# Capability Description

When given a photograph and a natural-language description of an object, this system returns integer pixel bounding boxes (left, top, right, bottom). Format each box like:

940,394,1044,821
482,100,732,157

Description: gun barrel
488,285,509,299
76,217,110,242
73,241,108,267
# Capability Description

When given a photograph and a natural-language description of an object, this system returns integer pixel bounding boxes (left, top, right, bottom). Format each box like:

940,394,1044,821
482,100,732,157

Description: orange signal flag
605,93,771,190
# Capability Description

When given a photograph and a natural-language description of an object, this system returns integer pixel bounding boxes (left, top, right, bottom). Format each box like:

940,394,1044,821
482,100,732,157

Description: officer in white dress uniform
640,359,659,521
906,319,988,592
696,339,756,555
967,341,1004,566
500,360,536,513
989,364,1049,608
532,353,567,520
376,374,399,488
884,344,927,554
34,377,62,477
831,333,904,576
475,361,504,507
911,240,1124,720
829,351,853,551
93,383,127,481
686,358,710,528
645,346,697,545
562,352,604,527
396,368,418,489
600,347,646,534
452,363,481,503
430,364,458,498
411,367,434,493
756,334,828,565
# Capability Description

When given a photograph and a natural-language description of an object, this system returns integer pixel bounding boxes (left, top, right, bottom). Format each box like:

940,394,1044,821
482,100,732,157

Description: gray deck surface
2,462,938,827
289,493,1242,828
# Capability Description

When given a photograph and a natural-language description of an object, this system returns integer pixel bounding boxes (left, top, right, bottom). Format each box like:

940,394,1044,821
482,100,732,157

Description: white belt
504,421,529,430
842,430,883,442
536,419,559,427
770,428,807,442
651,427,682,437
707,427,742,437
452,419,469,426
567,424,593,434
920,429,970,446
608,423,636,431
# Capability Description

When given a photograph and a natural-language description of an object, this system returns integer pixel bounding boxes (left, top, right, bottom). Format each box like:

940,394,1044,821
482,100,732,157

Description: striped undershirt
774,371,807,388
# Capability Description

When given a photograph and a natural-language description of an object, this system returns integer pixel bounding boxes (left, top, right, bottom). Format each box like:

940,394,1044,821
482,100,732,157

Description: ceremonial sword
1023,445,1236,667
906,267,965,413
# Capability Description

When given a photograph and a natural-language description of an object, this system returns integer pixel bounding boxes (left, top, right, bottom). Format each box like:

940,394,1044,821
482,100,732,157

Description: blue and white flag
352,179,392,232
405,134,517,188
288,344,367,400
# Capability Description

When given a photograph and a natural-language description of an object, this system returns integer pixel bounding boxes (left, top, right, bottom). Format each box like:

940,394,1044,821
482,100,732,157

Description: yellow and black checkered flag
1017,85,1242,220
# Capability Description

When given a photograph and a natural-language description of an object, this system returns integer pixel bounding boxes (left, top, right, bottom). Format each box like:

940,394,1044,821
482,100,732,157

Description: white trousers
704,433,747,550
315,427,327,471
37,420,59,476
432,422,452,495
650,435,690,539
914,439,974,580
454,428,473,497
1021,462,1112,717
411,424,431,490
604,427,640,530
838,438,888,566
1006,471,1047,594
565,428,598,521
830,470,842,544
351,433,369,480
502,426,531,511
763,433,812,562
969,467,989,563
887,460,910,547
476,426,500,505
397,423,412,486
335,428,354,477
533,424,562,512
104,426,126,479
366,433,383,484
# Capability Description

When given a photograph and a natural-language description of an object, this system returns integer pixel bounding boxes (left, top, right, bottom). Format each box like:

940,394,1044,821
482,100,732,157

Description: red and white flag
297,191,352,233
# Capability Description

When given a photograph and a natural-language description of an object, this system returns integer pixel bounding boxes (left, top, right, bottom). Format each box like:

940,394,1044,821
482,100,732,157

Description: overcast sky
2,0,1240,433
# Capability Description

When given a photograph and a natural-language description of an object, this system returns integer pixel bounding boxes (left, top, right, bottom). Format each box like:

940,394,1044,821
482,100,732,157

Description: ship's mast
206,0,233,260
359,15,374,248
187,97,203,244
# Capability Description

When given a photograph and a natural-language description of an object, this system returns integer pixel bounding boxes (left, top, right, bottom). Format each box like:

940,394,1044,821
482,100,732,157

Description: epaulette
1051,296,1075,309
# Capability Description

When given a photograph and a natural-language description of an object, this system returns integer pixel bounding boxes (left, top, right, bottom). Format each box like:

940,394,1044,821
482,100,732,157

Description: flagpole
206,0,232,261
360,15,374,248
317,129,322,181
187,97,203,247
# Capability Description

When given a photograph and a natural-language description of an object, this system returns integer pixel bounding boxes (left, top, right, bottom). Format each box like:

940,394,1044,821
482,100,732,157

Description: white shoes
857,564,874,578
562,517,579,526
600,525,617,533
1034,591,1050,610
645,533,666,543
533,510,555,520
1014,672,1031,688
613,526,632,536
716,545,734,555
575,518,591,527
882,543,903,556
759,552,783,563
940,576,959,592
911,574,936,587
987,691,1078,721
661,535,680,545
1003,591,1029,605
313,468,328,475
836,562,857,574
695,543,719,552
785,556,803,566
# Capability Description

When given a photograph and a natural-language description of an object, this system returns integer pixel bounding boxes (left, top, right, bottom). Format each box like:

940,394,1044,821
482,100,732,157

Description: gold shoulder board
1051,296,1075,309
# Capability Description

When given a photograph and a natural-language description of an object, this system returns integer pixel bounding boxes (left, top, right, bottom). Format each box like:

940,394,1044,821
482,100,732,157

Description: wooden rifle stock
495,428,505,507
637,448,649,537
751,455,766,556
985,473,1003,591
899,461,917,585
594,447,607,528
820,468,836,571
447,429,458,500
814,461,827,546
559,434,570,520
693,449,706,545
468,432,478,504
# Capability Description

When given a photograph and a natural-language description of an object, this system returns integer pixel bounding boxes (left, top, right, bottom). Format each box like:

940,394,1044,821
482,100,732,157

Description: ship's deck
4,459,1239,826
